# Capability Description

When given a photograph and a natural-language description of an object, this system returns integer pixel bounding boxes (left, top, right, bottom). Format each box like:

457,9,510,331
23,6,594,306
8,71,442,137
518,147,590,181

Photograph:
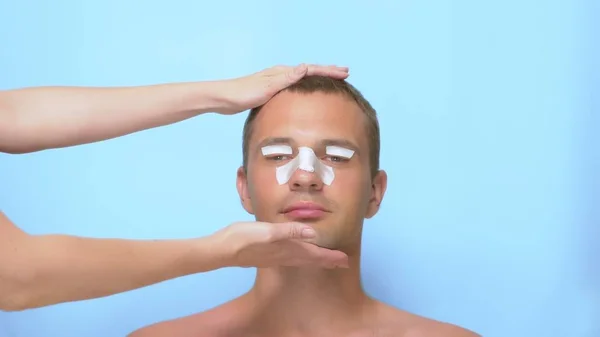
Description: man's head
236,76,387,252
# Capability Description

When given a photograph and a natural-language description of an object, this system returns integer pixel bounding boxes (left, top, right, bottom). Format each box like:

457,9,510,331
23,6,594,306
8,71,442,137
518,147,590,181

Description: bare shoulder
404,322,481,337
375,302,480,337
128,313,211,337
0,212,31,311
128,300,240,337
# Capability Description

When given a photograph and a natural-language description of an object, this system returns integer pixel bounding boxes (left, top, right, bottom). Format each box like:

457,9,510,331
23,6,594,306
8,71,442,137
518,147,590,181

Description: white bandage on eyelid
260,145,355,186
325,145,355,159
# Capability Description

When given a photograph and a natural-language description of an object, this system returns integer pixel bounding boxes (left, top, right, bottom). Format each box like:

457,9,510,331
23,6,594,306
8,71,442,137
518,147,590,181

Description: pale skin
130,90,481,336
0,64,352,312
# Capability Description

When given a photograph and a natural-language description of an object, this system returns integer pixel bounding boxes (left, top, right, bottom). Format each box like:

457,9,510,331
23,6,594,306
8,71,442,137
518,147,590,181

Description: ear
236,166,255,215
365,170,387,219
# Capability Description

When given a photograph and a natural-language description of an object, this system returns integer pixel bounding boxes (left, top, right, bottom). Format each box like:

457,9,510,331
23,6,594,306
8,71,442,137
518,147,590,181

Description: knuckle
285,70,296,83
287,224,297,239
264,227,277,242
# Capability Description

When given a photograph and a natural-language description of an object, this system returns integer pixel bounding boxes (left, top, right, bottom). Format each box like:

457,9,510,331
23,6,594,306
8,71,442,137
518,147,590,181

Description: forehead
250,91,368,148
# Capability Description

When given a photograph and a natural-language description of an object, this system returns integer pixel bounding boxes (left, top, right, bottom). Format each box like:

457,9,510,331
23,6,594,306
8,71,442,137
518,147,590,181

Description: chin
311,229,345,249
314,240,339,250
316,240,356,254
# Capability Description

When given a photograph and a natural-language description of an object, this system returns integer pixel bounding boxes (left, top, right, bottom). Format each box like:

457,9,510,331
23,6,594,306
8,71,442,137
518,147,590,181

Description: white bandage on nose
260,144,355,186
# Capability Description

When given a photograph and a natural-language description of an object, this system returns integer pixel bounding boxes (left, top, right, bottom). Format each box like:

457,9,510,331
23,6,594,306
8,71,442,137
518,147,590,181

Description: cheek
251,168,279,194
248,169,282,215
331,171,372,208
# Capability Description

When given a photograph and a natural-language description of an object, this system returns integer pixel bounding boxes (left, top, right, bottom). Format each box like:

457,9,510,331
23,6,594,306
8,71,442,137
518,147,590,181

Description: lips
282,202,328,220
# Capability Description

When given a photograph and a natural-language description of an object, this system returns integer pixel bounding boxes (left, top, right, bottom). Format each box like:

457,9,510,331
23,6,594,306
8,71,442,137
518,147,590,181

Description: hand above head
211,221,350,269
213,63,350,115
0,63,348,154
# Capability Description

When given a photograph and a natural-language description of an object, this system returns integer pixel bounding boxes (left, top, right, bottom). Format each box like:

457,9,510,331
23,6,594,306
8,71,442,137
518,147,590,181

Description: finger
321,250,349,268
264,64,307,92
287,63,308,83
303,243,349,268
306,64,349,73
273,222,316,241
305,65,349,79
323,250,349,268
328,65,349,72
267,63,348,94
308,69,349,80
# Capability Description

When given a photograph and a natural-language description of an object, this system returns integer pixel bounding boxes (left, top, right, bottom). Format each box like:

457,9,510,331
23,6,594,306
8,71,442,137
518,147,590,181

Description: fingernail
301,228,316,238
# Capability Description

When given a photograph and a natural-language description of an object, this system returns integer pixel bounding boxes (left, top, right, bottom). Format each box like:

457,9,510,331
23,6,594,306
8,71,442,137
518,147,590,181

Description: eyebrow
258,137,294,148
257,137,360,155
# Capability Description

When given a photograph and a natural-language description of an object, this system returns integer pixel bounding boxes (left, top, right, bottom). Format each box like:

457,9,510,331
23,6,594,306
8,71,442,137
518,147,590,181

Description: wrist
184,81,235,115
189,234,236,272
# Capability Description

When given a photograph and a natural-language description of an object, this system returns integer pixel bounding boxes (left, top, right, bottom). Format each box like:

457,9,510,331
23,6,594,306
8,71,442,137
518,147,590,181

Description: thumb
280,222,317,240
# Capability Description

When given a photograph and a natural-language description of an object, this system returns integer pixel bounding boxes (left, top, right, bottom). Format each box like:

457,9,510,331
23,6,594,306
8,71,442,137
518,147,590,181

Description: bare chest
206,325,404,337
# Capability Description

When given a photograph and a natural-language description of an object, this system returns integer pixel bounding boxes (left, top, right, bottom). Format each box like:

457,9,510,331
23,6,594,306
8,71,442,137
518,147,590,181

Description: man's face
236,91,387,251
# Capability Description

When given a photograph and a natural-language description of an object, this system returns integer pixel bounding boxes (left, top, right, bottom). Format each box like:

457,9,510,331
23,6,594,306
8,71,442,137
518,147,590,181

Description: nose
289,168,324,192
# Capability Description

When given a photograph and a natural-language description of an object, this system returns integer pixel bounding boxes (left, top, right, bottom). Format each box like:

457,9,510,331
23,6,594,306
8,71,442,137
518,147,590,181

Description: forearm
0,82,227,153
1,233,228,311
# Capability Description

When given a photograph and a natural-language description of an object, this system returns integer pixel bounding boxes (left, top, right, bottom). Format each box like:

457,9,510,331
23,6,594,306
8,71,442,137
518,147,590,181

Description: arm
0,82,226,154
0,211,227,311
0,213,347,312
0,64,349,154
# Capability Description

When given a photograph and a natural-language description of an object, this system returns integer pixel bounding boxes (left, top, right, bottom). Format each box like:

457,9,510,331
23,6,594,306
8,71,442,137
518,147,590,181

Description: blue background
0,1,597,336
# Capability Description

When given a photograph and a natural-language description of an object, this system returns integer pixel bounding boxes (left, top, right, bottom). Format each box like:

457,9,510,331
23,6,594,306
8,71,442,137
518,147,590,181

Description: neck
242,246,376,334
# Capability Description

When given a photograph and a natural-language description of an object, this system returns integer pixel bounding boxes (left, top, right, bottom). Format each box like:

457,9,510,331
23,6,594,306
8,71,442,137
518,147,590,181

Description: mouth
282,201,329,220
